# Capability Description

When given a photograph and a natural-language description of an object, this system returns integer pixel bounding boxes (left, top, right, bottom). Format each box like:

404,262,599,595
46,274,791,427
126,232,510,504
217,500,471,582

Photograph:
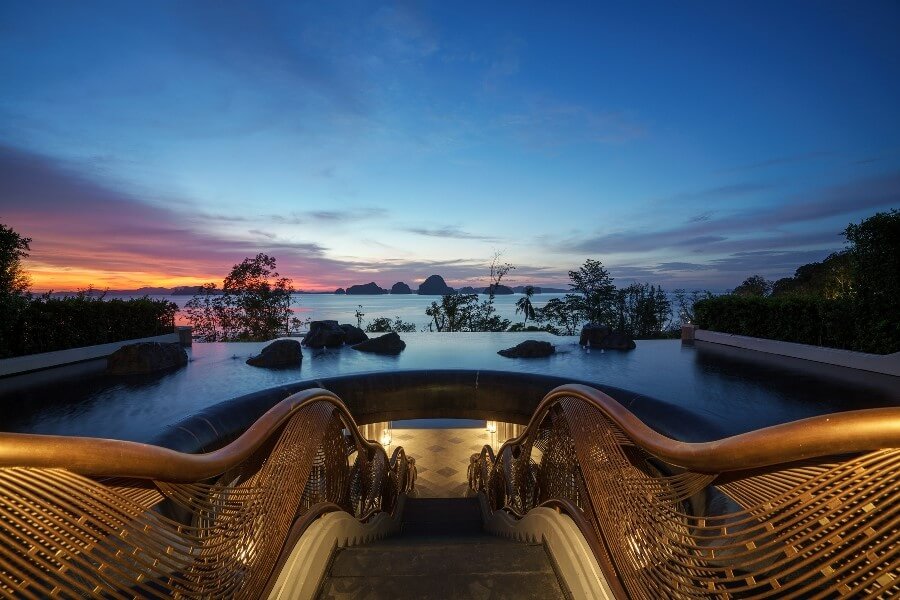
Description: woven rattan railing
471,384,900,599
0,388,410,598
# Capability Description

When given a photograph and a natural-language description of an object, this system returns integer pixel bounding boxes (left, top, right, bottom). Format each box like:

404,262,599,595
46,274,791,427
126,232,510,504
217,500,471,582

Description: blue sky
1,1,898,291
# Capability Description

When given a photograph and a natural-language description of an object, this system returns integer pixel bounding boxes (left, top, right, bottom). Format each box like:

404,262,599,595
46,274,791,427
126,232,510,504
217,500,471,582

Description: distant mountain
346,282,388,295
417,274,454,295
484,284,514,295
391,281,412,294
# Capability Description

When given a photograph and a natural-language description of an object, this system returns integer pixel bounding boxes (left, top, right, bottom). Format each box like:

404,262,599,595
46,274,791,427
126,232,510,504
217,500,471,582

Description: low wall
0,332,181,378
695,329,900,377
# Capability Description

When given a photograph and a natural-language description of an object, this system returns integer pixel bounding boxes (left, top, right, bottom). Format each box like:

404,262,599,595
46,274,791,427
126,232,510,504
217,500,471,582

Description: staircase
316,498,569,599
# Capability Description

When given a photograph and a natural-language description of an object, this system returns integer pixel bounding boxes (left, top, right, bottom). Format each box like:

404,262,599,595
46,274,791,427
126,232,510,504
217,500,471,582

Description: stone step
400,496,483,537
329,540,553,577
317,572,567,599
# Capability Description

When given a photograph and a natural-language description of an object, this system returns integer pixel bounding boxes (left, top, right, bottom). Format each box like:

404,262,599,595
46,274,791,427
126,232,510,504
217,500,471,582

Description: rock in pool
340,324,369,344
302,320,346,348
579,323,636,350
246,339,303,368
352,332,406,355
107,342,188,375
497,340,555,358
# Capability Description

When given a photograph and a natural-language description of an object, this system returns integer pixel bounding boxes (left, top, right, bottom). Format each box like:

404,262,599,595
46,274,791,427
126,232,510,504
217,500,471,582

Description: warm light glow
380,429,392,447
486,421,497,434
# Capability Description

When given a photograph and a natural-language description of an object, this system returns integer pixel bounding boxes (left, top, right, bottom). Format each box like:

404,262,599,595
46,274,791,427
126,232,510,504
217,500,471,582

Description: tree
615,283,672,338
0,224,32,357
0,223,31,296
568,259,617,325
487,251,515,299
425,293,479,332
515,285,536,325
732,274,773,297
184,254,299,341
844,209,900,353
355,305,365,328
365,316,417,333
673,289,714,325
537,295,583,335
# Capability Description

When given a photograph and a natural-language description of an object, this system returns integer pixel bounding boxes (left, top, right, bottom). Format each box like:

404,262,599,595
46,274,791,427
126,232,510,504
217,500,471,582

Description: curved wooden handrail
0,388,389,481
499,384,900,473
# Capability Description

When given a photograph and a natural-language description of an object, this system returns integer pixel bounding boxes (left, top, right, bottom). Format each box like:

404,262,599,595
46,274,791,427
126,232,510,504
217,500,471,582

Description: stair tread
318,573,567,599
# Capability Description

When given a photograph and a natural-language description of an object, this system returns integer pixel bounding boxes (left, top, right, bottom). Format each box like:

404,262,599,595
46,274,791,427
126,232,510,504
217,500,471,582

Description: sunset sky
2,1,899,292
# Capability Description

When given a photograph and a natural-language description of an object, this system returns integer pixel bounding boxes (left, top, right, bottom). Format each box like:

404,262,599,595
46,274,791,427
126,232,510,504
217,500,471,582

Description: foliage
672,289,714,325
0,223,31,296
536,295,583,335
843,209,900,354
184,254,300,342
424,293,511,332
0,223,33,357
507,322,559,334
486,251,515,298
694,295,859,351
1,292,177,358
614,283,672,338
515,285,536,325
771,252,852,299
365,316,417,333
732,274,773,297
567,259,617,325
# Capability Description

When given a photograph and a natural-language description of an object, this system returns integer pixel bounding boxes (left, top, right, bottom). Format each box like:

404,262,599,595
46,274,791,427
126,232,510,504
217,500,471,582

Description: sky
1,1,899,292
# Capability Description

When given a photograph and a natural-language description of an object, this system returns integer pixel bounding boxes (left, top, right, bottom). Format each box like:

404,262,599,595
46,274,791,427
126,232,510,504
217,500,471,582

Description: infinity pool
1,332,897,442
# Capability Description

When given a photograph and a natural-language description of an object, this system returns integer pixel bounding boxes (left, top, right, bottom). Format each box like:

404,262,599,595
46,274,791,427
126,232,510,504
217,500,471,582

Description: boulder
302,320,346,348
579,324,636,350
391,281,412,294
598,331,636,350
579,324,611,346
417,274,454,295
346,282,388,295
334,288,345,294
497,340,555,358
340,324,369,344
352,332,406,355
246,339,303,368
107,342,188,375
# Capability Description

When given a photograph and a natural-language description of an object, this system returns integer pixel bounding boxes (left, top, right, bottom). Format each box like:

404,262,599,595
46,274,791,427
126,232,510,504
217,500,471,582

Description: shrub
694,295,864,352
2,294,177,358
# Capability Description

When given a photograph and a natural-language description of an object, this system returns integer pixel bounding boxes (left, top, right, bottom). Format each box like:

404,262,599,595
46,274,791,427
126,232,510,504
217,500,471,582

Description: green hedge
694,295,868,352
0,295,177,358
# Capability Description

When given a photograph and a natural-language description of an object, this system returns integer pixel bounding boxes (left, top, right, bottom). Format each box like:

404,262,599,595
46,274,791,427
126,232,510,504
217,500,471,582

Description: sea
112,292,569,331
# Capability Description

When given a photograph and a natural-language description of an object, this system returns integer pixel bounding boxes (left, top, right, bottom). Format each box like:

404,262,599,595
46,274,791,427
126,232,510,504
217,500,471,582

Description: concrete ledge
695,329,900,377
267,498,405,600
0,332,180,378
480,496,614,600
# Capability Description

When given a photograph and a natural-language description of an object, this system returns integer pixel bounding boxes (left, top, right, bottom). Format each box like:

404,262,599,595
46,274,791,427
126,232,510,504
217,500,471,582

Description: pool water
1,332,897,443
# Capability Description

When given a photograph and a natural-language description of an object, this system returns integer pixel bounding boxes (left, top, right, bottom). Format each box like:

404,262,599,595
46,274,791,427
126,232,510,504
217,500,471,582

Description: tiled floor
388,427,497,497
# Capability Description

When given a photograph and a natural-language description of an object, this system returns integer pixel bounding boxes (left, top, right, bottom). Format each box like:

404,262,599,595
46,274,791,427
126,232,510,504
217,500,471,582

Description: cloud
561,171,900,255
404,225,501,242
719,151,835,173
269,208,388,226
498,102,645,148
664,182,776,204
0,144,345,288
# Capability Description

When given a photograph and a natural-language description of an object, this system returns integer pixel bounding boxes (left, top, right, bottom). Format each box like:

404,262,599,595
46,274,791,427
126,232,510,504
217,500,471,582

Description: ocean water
129,292,569,331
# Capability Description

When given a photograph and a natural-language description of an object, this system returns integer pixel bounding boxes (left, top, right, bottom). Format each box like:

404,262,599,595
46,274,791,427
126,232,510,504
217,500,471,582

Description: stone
579,323,611,346
302,320,346,348
497,340,555,358
107,342,188,375
417,274,454,295
599,331,636,350
340,324,369,344
346,282,388,295
579,323,635,350
390,281,412,294
352,332,406,355
246,339,302,368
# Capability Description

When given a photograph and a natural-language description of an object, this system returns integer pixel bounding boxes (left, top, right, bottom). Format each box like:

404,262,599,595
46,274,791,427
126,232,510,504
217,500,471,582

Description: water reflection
1,333,896,442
